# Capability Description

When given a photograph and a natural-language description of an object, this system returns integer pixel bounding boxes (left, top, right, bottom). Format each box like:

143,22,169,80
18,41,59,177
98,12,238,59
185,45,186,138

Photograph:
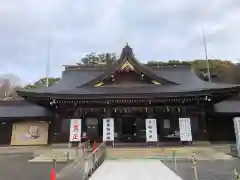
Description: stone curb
28,159,70,163
106,157,236,161
0,152,34,155
106,157,191,161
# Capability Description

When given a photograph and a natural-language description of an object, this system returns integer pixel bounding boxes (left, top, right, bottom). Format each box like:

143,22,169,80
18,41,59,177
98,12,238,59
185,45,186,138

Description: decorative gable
88,44,177,87
119,59,135,71
151,80,161,84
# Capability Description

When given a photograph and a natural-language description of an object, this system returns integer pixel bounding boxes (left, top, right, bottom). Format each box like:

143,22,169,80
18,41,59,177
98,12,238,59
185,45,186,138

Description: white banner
145,119,158,142
103,118,114,142
69,119,82,142
233,117,240,157
179,118,192,142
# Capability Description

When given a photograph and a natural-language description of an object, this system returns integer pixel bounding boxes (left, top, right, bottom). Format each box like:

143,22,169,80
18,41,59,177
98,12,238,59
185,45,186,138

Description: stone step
29,148,93,163
105,147,234,160
106,148,177,159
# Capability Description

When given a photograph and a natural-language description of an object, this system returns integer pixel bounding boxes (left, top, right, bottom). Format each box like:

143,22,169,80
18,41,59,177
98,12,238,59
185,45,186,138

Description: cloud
0,0,240,84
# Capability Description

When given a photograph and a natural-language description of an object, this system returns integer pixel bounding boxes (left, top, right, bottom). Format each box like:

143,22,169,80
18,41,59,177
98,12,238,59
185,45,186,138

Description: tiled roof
0,100,52,118
16,45,240,99
214,100,240,113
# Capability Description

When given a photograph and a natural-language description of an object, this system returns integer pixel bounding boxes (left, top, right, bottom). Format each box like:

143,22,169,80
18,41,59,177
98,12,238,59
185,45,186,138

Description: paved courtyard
90,160,183,180
0,153,66,180
0,144,237,180
164,159,240,180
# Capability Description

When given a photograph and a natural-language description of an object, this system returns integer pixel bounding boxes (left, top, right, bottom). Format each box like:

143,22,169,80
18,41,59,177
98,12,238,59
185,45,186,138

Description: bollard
191,153,198,180
234,169,240,180
52,159,56,169
191,153,196,165
172,149,177,170
76,146,78,158
65,152,70,162
50,160,56,180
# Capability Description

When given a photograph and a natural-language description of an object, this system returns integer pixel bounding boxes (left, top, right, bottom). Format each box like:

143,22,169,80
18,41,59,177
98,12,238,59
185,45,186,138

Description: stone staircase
29,148,79,162
29,145,93,163
106,148,179,160
106,146,234,160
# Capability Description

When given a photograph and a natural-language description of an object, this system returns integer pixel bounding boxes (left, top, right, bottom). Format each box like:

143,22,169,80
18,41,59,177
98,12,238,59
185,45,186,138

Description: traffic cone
93,140,97,152
50,168,55,180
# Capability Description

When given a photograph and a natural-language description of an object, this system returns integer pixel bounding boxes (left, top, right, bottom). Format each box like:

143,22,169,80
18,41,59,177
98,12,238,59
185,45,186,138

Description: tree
146,60,192,66
24,77,60,89
146,59,235,83
191,59,235,83
232,63,240,84
80,52,117,65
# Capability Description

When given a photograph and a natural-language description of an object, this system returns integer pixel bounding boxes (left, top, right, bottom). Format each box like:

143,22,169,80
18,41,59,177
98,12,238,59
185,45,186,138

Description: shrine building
1,45,240,145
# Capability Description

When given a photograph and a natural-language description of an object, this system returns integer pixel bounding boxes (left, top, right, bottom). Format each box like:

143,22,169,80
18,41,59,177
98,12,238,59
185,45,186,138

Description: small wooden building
0,100,52,145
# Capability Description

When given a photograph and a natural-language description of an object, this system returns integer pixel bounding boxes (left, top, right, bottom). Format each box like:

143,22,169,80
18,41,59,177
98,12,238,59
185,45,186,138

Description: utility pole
201,23,211,82
45,38,51,87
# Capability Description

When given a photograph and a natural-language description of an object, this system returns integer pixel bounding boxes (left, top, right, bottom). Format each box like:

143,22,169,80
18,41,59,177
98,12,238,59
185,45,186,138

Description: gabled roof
16,45,240,100
81,45,178,86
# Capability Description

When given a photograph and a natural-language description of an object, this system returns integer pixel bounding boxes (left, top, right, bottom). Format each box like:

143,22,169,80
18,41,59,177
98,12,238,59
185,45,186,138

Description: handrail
57,142,107,180
75,140,91,159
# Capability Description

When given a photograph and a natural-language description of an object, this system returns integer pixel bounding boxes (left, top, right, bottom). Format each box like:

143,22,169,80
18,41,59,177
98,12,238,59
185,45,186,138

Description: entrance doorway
121,116,136,142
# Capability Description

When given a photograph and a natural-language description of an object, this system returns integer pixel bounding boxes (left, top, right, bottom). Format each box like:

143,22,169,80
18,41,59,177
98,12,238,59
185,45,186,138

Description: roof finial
126,42,129,47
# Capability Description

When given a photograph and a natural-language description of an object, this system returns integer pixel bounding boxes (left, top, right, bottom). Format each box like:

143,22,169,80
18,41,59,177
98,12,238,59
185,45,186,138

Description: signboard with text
145,119,158,142
103,118,114,142
69,119,82,142
179,118,192,142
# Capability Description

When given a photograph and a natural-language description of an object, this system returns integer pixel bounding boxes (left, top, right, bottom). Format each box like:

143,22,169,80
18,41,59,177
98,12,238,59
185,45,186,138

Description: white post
233,117,240,157
173,149,177,170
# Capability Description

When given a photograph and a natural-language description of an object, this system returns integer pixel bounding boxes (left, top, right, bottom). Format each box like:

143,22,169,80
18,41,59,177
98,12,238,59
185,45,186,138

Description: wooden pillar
201,106,209,141
106,106,112,118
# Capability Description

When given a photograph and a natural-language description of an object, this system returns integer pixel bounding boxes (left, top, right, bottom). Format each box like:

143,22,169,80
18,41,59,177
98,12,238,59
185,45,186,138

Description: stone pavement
0,146,44,154
90,160,183,180
164,160,240,180
0,153,66,180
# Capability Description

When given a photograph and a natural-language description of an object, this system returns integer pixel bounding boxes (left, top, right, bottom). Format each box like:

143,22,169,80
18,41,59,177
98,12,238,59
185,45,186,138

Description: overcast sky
0,0,240,84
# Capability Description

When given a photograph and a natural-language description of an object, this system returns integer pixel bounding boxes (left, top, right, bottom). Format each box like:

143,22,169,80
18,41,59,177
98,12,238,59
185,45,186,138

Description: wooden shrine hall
15,45,240,144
